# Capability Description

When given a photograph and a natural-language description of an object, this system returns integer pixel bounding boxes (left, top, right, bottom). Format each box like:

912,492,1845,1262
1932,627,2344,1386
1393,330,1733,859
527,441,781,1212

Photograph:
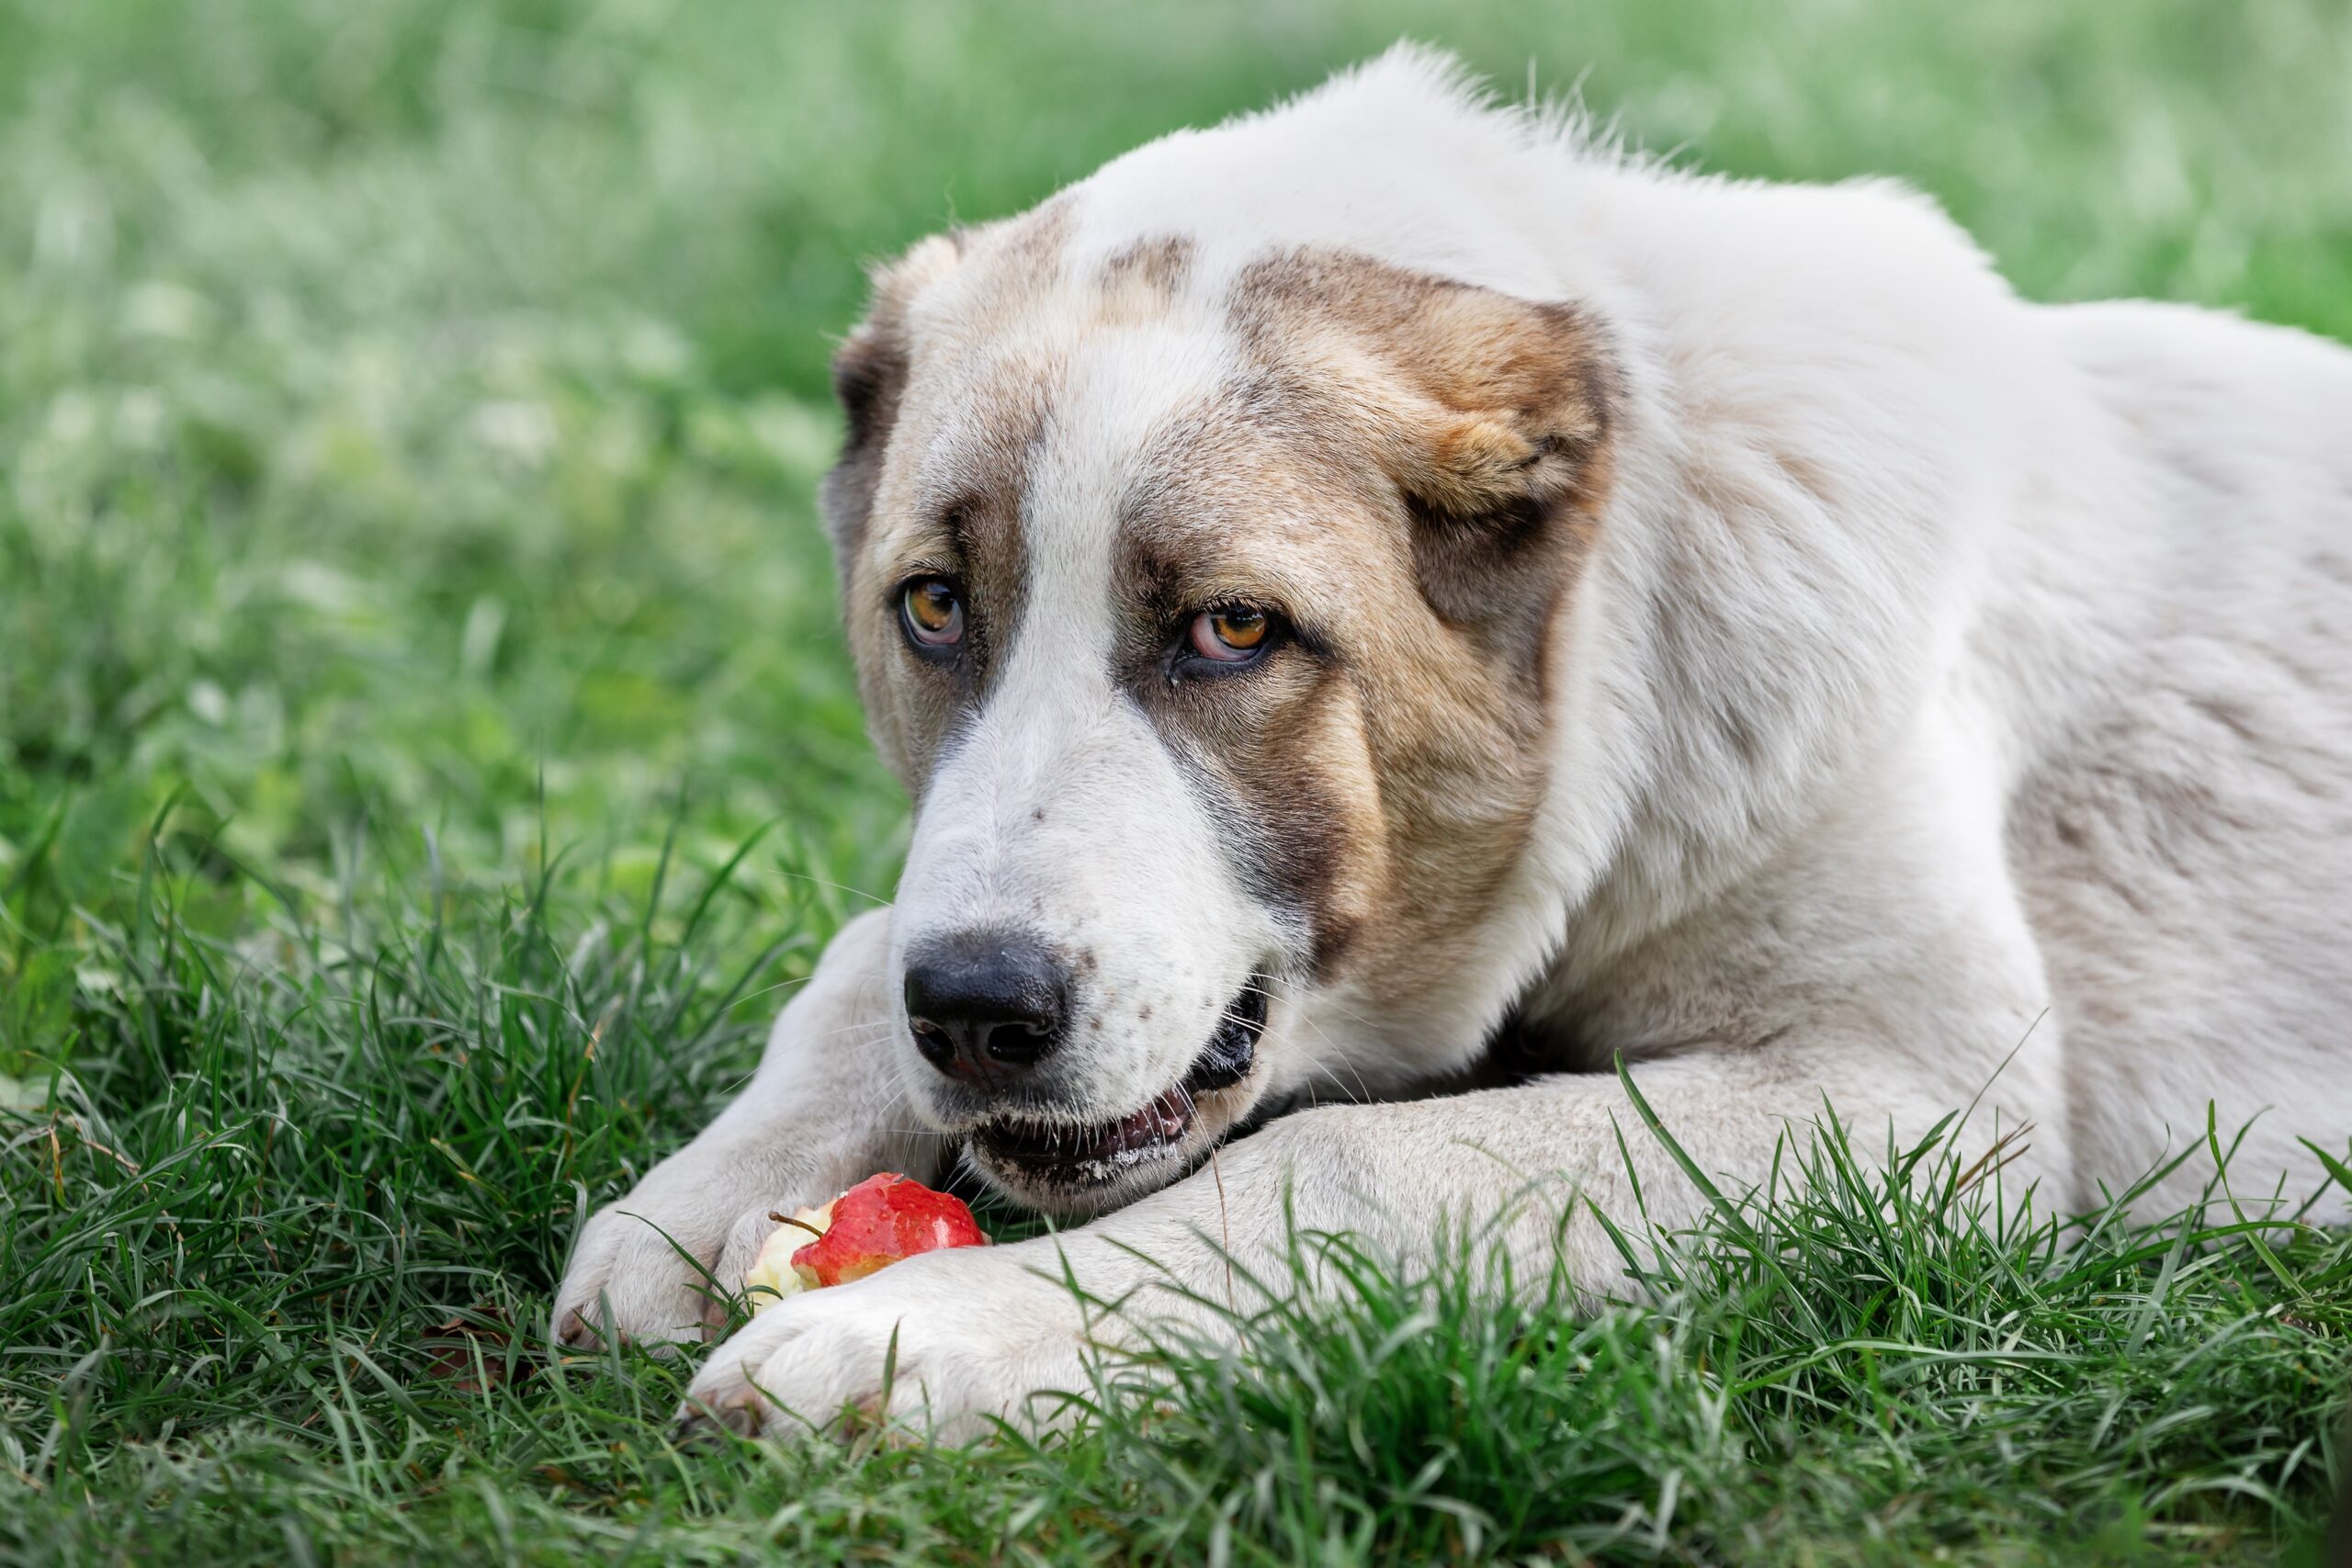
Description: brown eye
1188,604,1271,663
900,577,964,650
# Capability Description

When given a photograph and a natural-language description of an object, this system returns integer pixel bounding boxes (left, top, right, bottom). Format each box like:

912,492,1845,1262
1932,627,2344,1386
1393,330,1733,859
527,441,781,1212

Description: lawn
3,0,2350,1561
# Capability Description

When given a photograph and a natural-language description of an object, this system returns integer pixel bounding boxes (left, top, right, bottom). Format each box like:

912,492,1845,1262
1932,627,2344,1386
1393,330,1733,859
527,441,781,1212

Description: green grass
2,0,2349,1561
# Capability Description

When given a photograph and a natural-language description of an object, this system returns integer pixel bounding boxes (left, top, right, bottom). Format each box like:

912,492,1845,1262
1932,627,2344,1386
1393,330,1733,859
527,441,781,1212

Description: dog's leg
552,908,941,1347
678,1034,2060,1438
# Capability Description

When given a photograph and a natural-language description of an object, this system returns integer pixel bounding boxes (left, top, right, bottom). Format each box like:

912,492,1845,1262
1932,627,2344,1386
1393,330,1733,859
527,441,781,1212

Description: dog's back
2014,300,2352,1205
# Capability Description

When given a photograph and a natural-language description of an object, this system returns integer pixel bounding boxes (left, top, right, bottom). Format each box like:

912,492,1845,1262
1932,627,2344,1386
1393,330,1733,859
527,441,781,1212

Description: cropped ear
819,233,965,577
1374,288,1618,652
1374,288,1614,525
1238,253,1619,668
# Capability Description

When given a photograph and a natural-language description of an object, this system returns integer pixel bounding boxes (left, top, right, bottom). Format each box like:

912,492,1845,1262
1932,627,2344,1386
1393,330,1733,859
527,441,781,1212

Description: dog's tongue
1108,1087,1191,1151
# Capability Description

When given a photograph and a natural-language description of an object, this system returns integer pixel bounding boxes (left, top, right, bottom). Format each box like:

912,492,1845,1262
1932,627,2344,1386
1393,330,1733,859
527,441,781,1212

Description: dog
552,47,2352,1440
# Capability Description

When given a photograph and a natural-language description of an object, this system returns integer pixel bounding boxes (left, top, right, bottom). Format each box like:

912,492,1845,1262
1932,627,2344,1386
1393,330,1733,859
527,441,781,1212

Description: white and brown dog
554,48,2352,1438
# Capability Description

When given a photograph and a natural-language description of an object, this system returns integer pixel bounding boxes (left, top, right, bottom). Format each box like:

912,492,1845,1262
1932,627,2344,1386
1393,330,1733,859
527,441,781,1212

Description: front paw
674,1240,1101,1444
553,1152,819,1349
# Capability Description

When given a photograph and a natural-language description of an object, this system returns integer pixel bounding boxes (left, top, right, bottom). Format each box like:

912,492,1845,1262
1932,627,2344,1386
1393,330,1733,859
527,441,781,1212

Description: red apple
789,1172,987,1288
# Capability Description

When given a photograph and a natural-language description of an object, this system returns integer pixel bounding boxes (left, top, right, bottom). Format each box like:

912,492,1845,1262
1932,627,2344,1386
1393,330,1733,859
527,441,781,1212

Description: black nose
902,930,1069,1084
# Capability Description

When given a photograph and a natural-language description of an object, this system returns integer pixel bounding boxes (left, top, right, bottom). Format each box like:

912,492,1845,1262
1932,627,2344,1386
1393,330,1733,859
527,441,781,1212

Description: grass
1,0,2348,1560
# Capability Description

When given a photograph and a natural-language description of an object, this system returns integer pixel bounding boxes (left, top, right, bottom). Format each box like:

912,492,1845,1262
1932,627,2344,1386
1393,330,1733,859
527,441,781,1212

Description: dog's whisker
769,867,894,908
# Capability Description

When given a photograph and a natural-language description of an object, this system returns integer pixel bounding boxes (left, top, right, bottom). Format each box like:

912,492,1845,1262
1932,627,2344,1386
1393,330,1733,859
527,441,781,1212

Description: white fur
550,48,2352,1439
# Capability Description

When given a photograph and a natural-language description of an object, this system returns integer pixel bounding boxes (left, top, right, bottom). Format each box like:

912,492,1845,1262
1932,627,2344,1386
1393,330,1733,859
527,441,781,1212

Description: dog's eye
1188,605,1272,664
900,577,965,651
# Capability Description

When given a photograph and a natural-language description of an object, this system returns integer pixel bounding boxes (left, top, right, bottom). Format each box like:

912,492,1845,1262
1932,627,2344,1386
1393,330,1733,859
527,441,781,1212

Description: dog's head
820,93,1620,1213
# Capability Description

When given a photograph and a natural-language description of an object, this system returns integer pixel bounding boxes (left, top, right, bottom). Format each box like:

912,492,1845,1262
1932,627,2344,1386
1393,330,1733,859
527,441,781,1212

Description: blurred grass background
1,2,2348,1562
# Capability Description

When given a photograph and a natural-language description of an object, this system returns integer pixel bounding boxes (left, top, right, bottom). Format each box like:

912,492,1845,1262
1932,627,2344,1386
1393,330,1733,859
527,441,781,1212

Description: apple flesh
744,1174,986,1314
741,1198,835,1308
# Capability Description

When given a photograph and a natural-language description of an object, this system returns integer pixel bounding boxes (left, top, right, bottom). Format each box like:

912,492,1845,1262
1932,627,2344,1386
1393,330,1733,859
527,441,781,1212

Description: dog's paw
553,1151,819,1348
673,1239,1102,1444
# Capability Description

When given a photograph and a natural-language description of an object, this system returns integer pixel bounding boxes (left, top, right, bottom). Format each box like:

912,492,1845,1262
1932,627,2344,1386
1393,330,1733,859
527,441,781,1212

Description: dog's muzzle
965,976,1270,1192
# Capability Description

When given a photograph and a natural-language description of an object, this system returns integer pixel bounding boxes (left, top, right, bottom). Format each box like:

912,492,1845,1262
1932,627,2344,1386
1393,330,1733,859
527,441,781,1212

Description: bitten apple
744,1175,986,1315
741,1199,835,1308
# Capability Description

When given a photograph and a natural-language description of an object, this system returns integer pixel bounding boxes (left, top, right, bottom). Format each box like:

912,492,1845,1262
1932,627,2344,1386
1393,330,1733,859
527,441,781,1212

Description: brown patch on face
843,413,1053,794
1222,662,1390,978
824,208,1086,792
1095,236,1193,323
1119,252,1620,997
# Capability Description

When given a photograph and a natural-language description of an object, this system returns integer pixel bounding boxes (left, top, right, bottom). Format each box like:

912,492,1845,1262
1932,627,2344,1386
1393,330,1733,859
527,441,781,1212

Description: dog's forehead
883,228,1272,553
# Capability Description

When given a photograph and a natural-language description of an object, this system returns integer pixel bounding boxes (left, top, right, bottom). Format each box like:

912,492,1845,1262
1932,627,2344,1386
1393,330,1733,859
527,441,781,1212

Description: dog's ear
1240,254,1618,667
820,233,964,576
1366,284,1618,653
1375,288,1612,524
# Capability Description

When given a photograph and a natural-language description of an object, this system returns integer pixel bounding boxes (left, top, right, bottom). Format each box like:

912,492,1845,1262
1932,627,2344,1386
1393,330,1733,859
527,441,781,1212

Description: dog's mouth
967,976,1269,1194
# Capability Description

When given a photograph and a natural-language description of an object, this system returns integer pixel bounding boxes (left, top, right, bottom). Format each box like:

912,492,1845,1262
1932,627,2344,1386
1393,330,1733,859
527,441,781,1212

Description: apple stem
766,1211,828,1239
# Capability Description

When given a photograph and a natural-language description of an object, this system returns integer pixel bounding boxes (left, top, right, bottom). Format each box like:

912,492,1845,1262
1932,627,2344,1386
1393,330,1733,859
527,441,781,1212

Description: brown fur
1098,236,1194,321
1171,253,1620,991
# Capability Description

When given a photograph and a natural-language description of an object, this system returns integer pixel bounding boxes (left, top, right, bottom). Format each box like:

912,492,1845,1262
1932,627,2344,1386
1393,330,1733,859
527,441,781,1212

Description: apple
743,1175,987,1315
793,1172,987,1288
